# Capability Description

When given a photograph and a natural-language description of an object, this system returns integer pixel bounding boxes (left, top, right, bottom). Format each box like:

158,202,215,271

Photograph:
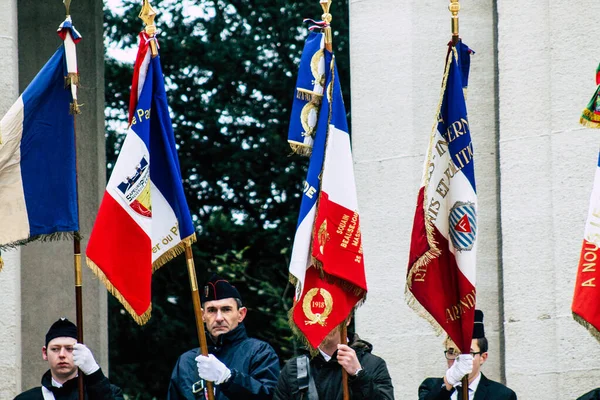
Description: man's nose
59,348,68,357
215,310,224,321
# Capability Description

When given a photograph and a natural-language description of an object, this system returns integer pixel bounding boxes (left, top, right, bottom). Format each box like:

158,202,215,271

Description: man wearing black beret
13,317,123,400
419,310,517,400
167,273,280,399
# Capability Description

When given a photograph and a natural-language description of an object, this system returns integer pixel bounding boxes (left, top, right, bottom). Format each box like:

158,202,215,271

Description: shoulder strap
296,355,318,400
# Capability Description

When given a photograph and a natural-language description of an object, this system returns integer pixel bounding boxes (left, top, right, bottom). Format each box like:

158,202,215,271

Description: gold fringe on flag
573,312,600,343
0,253,3,271
152,233,197,272
580,108,600,129
404,48,455,338
86,256,152,325
289,141,313,157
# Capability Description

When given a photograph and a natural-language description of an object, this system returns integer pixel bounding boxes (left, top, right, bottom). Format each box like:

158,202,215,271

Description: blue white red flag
86,33,195,324
289,38,367,349
572,151,600,341
406,42,477,353
0,18,81,269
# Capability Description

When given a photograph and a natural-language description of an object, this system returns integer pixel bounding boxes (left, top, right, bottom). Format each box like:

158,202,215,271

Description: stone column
17,0,107,393
0,1,21,397
497,1,600,398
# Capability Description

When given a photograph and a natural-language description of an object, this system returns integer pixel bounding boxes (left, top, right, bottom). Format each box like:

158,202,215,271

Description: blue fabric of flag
288,32,324,146
20,45,78,236
294,49,333,228
131,56,195,239
436,46,476,192
329,57,348,133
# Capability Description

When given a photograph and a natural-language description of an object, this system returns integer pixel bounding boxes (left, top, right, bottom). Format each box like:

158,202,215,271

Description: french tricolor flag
572,151,600,341
86,33,195,324
406,42,477,354
289,40,367,348
0,18,81,265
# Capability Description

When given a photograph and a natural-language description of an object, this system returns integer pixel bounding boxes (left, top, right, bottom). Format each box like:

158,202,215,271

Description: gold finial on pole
449,0,460,45
320,0,333,51
64,0,72,16
139,0,159,57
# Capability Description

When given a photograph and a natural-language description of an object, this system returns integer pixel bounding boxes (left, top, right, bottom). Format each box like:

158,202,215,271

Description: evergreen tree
104,1,350,398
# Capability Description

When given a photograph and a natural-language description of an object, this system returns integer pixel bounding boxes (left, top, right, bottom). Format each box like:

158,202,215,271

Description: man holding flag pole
277,1,393,399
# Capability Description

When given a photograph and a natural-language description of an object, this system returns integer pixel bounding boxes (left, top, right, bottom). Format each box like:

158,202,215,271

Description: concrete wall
0,1,21,397
351,0,600,399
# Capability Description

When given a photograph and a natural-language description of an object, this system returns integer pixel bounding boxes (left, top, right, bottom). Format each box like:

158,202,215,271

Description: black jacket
14,369,123,400
419,374,516,400
167,323,280,400
578,389,600,400
273,336,394,400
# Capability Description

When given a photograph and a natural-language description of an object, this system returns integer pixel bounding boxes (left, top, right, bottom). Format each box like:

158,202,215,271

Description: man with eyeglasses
167,273,280,400
14,317,123,400
418,310,517,400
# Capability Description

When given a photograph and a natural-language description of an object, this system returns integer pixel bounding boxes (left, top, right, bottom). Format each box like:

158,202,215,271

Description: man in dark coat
167,274,280,400
578,388,600,400
419,310,516,400
14,317,123,400
273,320,394,400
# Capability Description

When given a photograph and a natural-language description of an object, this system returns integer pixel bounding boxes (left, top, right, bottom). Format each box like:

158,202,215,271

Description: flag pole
318,0,349,398
185,245,215,400
449,2,466,396
449,0,460,46
137,2,214,399
63,0,85,398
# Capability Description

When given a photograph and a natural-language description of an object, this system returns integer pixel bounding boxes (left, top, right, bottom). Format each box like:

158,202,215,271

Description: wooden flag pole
62,0,85,398
340,324,350,400
185,244,215,400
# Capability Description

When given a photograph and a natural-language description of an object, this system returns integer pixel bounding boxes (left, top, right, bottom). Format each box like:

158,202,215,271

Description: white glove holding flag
73,343,100,375
195,354,231,385
445,354,473,387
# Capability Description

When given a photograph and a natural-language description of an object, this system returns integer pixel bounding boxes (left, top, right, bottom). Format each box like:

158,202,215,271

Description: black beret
45,317,77,347
472,309,485,339
201,274,242,303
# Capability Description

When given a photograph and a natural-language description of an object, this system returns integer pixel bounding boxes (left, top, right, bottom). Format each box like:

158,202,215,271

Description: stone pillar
17,0,107,393
0,1,21,397
497,1,600,398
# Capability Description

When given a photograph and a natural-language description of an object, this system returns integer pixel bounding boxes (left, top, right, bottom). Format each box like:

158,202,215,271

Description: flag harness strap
296,355,318,400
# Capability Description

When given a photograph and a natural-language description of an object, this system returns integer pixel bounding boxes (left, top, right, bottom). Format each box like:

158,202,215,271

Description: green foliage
104,1,350,398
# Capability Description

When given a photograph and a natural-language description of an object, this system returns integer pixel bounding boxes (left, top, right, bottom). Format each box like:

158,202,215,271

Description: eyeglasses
444,350,483,360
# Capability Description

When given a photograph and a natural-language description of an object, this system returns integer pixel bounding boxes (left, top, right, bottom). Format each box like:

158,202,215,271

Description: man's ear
42,346,48,361
238,307,247,322
480,352,488,365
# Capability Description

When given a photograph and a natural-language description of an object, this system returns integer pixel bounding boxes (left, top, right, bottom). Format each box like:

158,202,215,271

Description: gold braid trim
0,255,3,271
152,234,197,272
406,48,454,289
0,231,80,251
85,256,152,325
289,141,313,157
405,285,444,336
573,312,600,343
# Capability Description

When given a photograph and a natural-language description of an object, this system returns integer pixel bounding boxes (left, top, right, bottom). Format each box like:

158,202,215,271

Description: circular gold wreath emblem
302,287,333,326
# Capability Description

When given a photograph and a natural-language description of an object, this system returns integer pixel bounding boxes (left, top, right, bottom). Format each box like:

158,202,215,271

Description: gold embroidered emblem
317,220,329,255
302,287,333,326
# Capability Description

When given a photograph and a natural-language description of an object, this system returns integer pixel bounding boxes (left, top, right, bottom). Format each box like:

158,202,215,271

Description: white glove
195,354,231,385
445,354,473,387
73,343,100,375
